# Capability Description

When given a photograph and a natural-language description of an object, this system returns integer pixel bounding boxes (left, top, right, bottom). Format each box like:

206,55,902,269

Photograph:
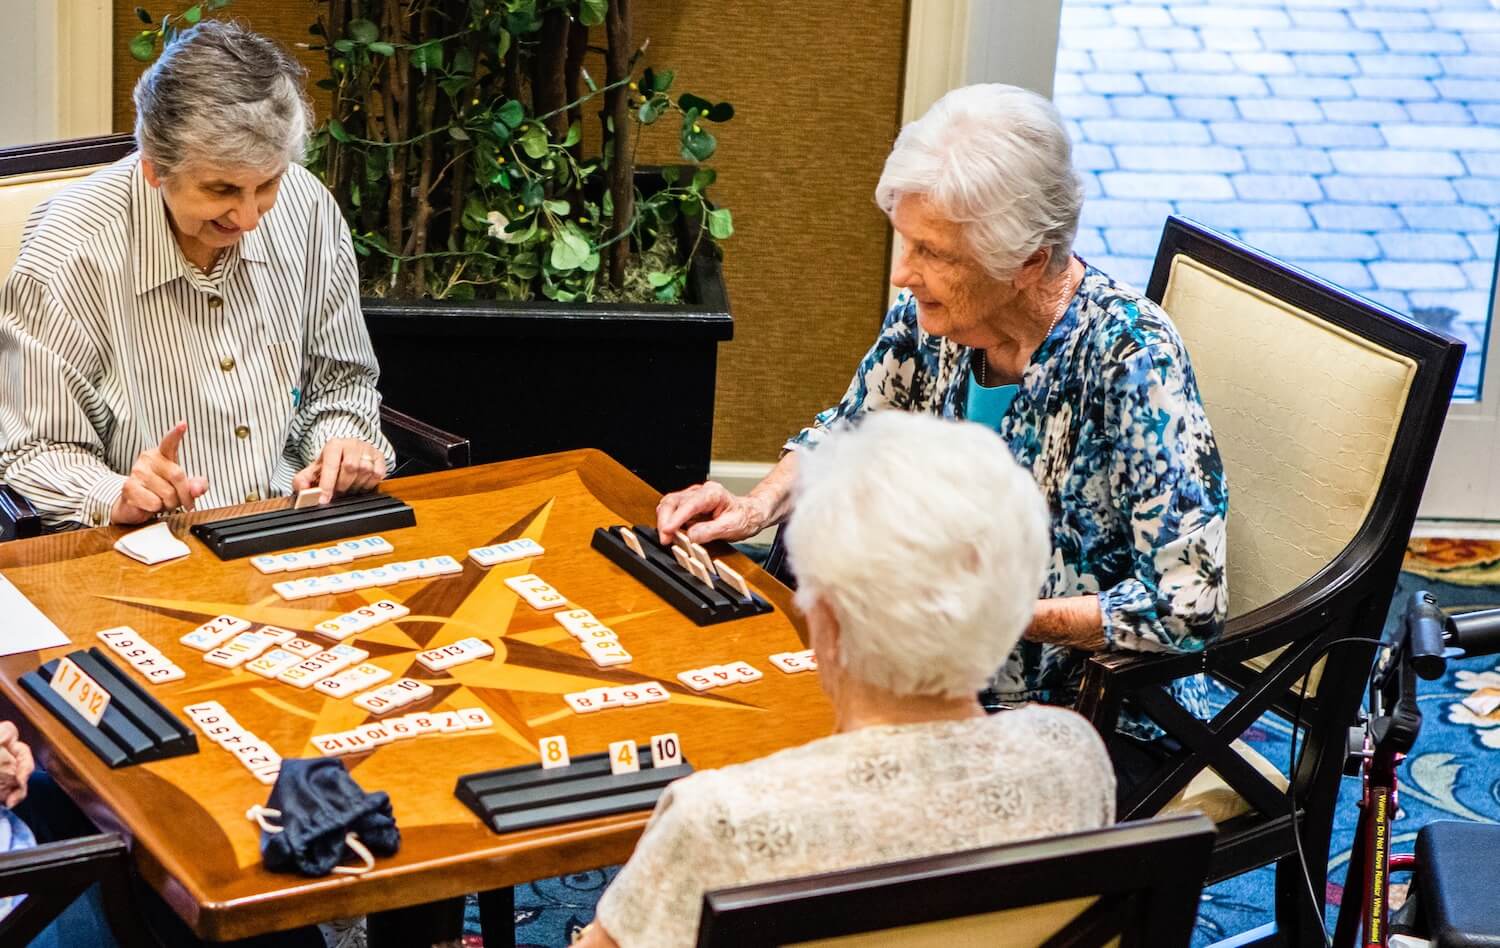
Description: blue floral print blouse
785,263,1229,742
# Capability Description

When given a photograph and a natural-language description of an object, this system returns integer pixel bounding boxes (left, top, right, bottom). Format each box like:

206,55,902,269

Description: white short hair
134,20,310,178
786,412,1051,699
876,84,1084,279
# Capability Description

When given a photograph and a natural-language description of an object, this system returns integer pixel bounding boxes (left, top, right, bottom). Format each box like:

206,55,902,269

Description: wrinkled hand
291,439,386,504
110,421,208,525
0,722,35,808
655,480,769,546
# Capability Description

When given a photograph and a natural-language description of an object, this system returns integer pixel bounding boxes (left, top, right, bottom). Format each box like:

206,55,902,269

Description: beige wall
111,1,907,463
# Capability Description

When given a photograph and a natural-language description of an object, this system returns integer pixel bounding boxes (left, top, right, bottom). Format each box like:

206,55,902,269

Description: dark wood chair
0,135,471,539
695,813,1216,947
1076,217,1464,947
0,831,150,946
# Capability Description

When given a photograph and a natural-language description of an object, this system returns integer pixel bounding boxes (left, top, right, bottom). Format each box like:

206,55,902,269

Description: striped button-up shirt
0,154,393,527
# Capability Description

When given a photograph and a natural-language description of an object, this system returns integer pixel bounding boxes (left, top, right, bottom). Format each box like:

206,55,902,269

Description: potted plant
132,0,735,491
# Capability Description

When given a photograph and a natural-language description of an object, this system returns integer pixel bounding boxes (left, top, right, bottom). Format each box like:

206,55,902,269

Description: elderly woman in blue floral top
657,83,1228,792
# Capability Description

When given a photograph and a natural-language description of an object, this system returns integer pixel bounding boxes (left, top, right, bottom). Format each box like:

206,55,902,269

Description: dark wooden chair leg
479,886,515,948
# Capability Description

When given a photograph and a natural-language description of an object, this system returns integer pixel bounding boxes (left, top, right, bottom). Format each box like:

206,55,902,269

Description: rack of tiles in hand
590,525,773,626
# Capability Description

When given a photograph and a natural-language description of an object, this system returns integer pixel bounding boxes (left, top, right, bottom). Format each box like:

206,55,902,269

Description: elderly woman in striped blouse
657,84,1229,796
0,21,391,529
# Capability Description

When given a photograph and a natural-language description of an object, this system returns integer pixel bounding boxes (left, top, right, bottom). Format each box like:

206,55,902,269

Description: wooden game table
0,450,832,943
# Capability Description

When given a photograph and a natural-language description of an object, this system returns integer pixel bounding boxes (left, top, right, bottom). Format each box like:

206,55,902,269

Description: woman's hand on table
111,421,209,525
292,438,387,504
0,722,35,808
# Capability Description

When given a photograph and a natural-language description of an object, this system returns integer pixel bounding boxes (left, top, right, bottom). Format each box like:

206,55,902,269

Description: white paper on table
113,522,190,565
0,571,70,656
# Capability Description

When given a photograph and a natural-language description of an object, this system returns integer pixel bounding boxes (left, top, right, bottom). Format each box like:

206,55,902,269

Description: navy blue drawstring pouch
246,758,400,877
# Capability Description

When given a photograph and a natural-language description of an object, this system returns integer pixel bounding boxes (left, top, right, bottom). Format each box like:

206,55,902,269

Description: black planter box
364,173,731,493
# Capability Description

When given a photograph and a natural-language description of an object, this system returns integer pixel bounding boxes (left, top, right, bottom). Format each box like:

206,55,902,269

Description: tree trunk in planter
363,169,731,493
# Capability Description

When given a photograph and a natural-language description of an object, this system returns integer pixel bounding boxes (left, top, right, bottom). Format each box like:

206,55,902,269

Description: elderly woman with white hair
657,83,1228,793
578,412,1114,948
0,20,392,528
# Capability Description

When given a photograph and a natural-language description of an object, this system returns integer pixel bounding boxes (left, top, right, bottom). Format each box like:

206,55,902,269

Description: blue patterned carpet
463,569,1500,947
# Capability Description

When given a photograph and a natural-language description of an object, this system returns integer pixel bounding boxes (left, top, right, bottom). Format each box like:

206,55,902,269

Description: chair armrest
1076,649,1206,733
0,832,130,895
380,405,471,471
0,485,42,542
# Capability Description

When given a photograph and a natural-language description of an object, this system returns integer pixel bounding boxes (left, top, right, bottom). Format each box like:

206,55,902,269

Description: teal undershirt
966,366,1019,430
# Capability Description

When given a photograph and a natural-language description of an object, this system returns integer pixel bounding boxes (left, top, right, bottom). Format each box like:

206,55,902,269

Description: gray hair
133,20,310,177
876,84,1084,278
786,412,1051,699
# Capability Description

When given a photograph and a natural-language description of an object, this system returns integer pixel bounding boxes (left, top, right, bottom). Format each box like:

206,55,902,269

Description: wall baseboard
707,460,775,496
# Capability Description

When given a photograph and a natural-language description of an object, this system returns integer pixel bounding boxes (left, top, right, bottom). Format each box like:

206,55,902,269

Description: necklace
976,263,1079,387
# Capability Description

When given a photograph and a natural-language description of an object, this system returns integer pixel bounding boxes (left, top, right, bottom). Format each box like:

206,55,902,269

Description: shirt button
234,424,250,439
208,296,223,309
219,356,235,372
244,490,260,503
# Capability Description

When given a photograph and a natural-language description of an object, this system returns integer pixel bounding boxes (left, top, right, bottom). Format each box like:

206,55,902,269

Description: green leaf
497,99,524,129
368,41,395,56
327,118,350,143
206,0,230,10
543,198,570,215
708,102,735,122
647,271,673,288
136,6,153,24
520,179,545,208
333,38,354,53
497,29,511,61
449,126,470,141
578,0,607,27
489,120,512,143
129,31,158,62
652,69,675,93
439,76,468,97
637,97,663,125
562,120,581,148
182,4,202,24
680,124,717,162
580,251,600,273
519,124,548,159
691,167,716,191
549,225,591,271
707,207,734,240
661,166,681,185
346,18,379,44
453,47,475,74
410,41,443,73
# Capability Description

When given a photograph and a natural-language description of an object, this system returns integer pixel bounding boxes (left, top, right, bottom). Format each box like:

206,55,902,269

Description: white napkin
113,521,191,565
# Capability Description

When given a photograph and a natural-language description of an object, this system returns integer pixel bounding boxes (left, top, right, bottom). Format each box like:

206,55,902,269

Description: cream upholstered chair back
1161,255,1418,621
0,136,136,284
696,816,1214,948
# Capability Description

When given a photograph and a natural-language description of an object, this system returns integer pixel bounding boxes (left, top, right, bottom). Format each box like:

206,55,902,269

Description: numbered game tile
353,691,401,715
587,648,633,669
723,661,764,683
503,574,567,610
436,711,466,733
458,707,494,730
563,691,604,714
282,638,324,658
538,735,571,770
650,732,684,768
608,739,640,775
391,678,434,704
676,669,716,692
143,664,186,684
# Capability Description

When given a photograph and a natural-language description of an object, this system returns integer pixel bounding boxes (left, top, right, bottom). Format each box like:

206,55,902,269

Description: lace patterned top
785,263,1229,741
595,707,1115,947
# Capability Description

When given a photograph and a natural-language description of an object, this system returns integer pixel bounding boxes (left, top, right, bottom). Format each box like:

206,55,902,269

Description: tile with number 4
608,739,640,775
